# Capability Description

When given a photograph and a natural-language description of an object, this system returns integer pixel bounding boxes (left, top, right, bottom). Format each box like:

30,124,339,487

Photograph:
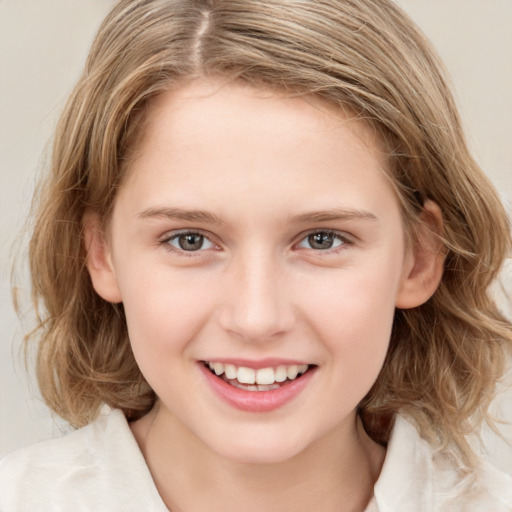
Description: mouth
202,361,314,392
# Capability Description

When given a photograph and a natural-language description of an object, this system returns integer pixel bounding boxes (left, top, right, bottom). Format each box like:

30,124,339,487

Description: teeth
213,362,224,376
237,367,256,384
287,365,299,379
275,365,287,382
231,382,281,392
205,361,310,386
224,364,237,380
256,367,275,385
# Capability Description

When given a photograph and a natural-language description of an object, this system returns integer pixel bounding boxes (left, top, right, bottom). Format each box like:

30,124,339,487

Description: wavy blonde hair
20,0,511,467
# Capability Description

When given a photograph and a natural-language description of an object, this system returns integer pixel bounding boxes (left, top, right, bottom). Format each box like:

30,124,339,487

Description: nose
218,251,295,343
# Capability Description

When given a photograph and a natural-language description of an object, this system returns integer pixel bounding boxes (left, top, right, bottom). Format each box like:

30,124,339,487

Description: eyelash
160,229,217,257
296,229,352,253
159,229,352,257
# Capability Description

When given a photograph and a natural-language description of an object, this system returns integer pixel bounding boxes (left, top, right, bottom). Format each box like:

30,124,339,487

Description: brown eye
167,232,214,252
178,234,204,251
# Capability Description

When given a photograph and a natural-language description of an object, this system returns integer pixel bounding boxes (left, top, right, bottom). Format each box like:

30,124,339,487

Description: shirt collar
373,415,435,512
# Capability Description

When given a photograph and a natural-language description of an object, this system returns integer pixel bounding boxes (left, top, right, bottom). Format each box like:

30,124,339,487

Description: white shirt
1,409,511,511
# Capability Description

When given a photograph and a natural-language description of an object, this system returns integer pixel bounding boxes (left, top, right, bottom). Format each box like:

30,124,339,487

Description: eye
297,231,347,250
165,232,215,252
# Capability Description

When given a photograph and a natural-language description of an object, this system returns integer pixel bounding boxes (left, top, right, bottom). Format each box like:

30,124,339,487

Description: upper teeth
207,362,309,385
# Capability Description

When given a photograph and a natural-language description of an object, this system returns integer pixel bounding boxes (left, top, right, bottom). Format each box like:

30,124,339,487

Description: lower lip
199,363,316,413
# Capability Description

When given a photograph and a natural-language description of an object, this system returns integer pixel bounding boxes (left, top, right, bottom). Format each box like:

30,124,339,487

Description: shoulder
468,460,512,511
0,409,167,511
374,415,512,512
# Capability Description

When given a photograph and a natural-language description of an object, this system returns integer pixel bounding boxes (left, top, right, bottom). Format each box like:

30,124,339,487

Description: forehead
115,78,399,226
152,79,378,140
127,79,388,172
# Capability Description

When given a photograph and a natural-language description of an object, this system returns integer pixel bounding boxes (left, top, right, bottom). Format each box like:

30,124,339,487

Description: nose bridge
220,246,294,342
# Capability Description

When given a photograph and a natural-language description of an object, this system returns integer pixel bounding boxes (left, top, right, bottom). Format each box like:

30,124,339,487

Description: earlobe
395,200,445,309
82,210,123,303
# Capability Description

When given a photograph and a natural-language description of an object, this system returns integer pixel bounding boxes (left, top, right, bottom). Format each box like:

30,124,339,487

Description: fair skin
85,79,443,512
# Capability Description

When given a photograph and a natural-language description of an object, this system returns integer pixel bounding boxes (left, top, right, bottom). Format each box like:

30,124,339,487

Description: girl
1,0,511,510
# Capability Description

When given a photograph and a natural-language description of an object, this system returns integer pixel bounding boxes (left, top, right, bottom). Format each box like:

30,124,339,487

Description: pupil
309,232,333,249
179,234,203,251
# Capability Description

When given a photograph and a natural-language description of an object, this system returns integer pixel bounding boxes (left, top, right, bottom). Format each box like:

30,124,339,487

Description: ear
82,209,123,303
395,200,445,309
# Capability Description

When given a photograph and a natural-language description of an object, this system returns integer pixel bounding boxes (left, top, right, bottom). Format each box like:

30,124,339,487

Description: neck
131,404,385,512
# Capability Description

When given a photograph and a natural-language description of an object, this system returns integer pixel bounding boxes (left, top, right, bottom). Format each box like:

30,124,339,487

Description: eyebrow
137,206,377,225
137,207,224,224
290,208,378,223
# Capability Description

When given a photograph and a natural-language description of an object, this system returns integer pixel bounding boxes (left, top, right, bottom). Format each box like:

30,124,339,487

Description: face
93,80,418,464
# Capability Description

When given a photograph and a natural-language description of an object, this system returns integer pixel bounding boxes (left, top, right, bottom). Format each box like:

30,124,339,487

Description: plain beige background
1,0,511,474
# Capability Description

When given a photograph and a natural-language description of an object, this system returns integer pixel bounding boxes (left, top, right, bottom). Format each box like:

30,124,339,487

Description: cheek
117,267,216,369
300,262,401,378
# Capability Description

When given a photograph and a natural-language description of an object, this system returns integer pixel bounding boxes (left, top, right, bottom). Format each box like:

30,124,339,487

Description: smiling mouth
203,361,313,391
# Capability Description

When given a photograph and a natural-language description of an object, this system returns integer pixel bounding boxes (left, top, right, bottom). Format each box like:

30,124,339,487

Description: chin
205,428,312,465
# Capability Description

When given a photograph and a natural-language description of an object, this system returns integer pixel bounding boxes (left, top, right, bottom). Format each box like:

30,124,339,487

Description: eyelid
159,228,220,254
158,227,353,256
294,228,354,252
159,227,212,242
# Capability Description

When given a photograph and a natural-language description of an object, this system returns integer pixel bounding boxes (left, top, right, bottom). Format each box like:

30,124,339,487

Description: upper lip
200,358,313,369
